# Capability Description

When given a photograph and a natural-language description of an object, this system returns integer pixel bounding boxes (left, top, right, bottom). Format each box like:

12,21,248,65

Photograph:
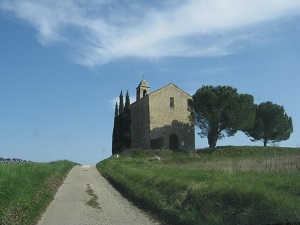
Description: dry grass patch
176,155,300,172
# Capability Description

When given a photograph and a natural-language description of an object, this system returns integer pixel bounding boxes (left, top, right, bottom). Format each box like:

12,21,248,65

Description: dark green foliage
123,90,132,149
112,90,131,154
189,85,255,148
124,90,130,111
112,113,121,155
244,101,293,146
119,90,124,113
123,110,131,149
114,102,118,117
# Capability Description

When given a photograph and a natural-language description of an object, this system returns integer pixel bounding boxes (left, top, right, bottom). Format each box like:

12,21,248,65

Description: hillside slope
97,147,300,225
0,160,77,225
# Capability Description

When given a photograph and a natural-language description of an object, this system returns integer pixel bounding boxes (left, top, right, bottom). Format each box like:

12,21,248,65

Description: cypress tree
124,90,130,112
112,102,119,154
123,91,131,148
112,90,132,153
119,90,124,113
115,102,119,117
112,118,117,154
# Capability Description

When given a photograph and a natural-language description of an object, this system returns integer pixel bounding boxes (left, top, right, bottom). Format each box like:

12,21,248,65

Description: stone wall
129,82,195,151
148,84,195,150
130,95,150,149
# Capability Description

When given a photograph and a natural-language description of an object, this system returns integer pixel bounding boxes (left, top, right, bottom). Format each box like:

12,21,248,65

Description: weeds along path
38,165,159,225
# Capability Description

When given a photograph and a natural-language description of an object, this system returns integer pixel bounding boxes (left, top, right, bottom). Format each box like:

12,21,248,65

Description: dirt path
37,165,160,225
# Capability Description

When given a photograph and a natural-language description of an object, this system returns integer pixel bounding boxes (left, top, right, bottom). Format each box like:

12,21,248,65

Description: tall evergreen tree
124,90,130,111
115,102,119,117
112,90,132,154
123,90,131,148
112,102,119,154
112,116,118,154
119,90,124,113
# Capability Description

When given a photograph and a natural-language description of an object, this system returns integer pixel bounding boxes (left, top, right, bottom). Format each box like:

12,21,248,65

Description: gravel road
37,165,160,225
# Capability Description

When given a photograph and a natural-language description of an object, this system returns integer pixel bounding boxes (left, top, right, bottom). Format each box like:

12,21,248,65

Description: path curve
38,165,160,225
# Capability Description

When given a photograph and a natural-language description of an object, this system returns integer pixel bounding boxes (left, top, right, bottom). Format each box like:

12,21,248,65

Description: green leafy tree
244,101,293,146
188,85,255,148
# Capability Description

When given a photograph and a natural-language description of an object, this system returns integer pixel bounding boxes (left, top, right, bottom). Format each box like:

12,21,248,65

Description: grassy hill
97,146,300,225
0,160,78,225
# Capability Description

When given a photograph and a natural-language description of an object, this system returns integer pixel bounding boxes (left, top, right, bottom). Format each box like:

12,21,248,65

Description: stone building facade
130,80,195,150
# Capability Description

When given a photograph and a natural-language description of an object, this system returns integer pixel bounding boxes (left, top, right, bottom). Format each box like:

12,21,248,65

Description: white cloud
1,0,300,65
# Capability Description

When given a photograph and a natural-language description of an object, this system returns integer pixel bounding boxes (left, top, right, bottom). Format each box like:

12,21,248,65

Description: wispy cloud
1,0,300,66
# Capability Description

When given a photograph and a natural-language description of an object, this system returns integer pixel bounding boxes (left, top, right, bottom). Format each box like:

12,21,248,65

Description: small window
143,90,147,97
170,97,175,108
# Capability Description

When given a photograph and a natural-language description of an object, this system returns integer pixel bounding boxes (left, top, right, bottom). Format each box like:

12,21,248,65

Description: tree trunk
263,138,267,146
208,128,218,148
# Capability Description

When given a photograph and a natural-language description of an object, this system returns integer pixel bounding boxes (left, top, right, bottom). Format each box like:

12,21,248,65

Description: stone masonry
130,80,195,150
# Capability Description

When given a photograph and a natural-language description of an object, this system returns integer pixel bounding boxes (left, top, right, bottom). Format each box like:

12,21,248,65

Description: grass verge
86,184,101,210
0,160,78,225
97,147,300,225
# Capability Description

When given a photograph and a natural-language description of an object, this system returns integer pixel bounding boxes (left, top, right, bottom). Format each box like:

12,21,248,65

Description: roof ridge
149,83,191,97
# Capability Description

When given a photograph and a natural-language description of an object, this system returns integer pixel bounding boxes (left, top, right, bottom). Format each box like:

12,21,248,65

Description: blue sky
1,0,300,165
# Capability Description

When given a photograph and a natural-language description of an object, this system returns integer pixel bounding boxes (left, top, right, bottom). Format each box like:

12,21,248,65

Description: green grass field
0,160,77,225
97,147,300,225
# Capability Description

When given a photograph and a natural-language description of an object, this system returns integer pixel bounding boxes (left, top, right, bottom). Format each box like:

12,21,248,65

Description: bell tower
136,79,150,101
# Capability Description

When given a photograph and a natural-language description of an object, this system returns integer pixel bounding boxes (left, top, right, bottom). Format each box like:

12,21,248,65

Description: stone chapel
129,80,195,150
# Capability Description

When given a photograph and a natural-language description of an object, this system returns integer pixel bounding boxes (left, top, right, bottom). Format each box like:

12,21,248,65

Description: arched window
170,97,175,108
143,90,147,97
